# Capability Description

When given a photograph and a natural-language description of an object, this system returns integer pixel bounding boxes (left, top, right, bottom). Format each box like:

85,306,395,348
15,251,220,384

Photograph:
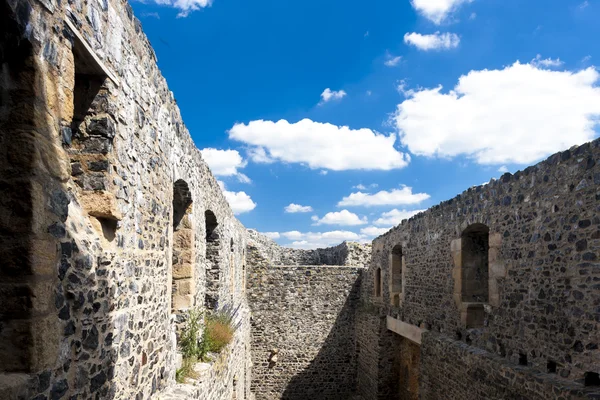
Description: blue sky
131,0,600,248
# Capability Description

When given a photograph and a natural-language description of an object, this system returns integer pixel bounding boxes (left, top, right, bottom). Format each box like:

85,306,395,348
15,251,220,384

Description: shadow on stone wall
0,3,123,398
281,277,362,400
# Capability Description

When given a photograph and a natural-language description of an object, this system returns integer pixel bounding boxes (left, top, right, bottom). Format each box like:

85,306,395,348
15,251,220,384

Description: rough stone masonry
1,0,599,399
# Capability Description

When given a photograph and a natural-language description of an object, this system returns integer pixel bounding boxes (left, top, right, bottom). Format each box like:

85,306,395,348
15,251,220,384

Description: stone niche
452,226,504,328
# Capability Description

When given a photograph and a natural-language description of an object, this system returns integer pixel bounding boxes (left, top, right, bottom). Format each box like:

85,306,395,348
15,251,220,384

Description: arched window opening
172,180,194,316
461,224,489,303
390,244,403,306
231,237,234,252
173,180,193,229
374,268,382,297
205,210,221,310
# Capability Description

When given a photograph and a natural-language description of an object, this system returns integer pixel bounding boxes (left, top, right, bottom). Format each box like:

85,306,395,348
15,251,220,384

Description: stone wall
247,229,371,267
361,139,600,399
0,1,251,399
420,333,598,399
246,235,365,399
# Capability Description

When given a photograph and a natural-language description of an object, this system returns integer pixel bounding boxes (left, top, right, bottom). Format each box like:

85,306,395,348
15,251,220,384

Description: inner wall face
0,2,250,399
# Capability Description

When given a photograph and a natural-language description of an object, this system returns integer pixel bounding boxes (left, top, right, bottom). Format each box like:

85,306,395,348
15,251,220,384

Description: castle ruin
0,1,599,399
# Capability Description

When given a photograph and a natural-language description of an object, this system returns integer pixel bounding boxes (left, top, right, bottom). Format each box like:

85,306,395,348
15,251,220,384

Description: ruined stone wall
361,139,600,399
0,1,251,399
420,332,597,399
246,235,365,399
247,229,371,266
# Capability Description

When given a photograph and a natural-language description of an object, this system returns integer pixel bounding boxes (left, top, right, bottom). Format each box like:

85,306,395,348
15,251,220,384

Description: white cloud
385,55,402,67
320,88,347,104
532,54,563,68
262,232,280,239
497,165,508,173
366,90,372,96
360,226,391,237
282,230,363,249
201,148,251,183
410,0,474,24
404,32,460,51
393,62,600,165
151,0,213,17
353,183,378,191
229,119,410,171
319,170,328,175
579,1,589,9
284,203,313,213
338,186,430,207
373,209,426,226
312,210,367,226
218,181,256,215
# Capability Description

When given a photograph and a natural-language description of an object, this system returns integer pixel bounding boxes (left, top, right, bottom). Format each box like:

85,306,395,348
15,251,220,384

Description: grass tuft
175,305,237,383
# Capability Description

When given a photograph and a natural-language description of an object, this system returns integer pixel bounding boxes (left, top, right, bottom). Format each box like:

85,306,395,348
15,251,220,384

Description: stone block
489,261,506,278
174,229,192,248
173,263,192,279
177,280,193,295
489,232,502,248
30,238,58,277
172,294,192,310
450,238,461,253
79,191,122,220
179,249,192,265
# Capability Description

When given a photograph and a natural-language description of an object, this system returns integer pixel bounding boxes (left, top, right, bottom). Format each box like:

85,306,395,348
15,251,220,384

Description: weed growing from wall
176,305,239,383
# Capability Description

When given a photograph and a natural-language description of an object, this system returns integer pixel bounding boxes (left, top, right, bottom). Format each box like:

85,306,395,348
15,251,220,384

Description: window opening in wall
205,210,220,310
374,268,382,297
518,353,527,366
69,23,107,141
461,224,490,303
585,372,600,387
390,244,402,306
205,210,218,242
231,237,234,252
172,180,194,315
547,360,557,374
97,217,117,242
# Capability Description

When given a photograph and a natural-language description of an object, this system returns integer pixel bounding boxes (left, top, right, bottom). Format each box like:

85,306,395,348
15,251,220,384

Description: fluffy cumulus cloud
311,210,368,226
281,230,363,249
320,88,347,104
284,203,313,213
404,32,460,51
373,209,426,226
152,0,213,17
201,148,250,183
229,119,410,171
218,181,256,215
394,62,600,165
410,0,474,24
338,186,430,207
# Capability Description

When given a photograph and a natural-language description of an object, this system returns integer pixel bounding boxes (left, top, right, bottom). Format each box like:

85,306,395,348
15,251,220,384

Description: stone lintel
64,18,120,86
386,316,426,344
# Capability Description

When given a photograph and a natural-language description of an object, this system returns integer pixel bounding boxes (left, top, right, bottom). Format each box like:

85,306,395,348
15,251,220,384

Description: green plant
179,308,203,360
176,357,198,383
203,311,235,353
175,306,237,383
